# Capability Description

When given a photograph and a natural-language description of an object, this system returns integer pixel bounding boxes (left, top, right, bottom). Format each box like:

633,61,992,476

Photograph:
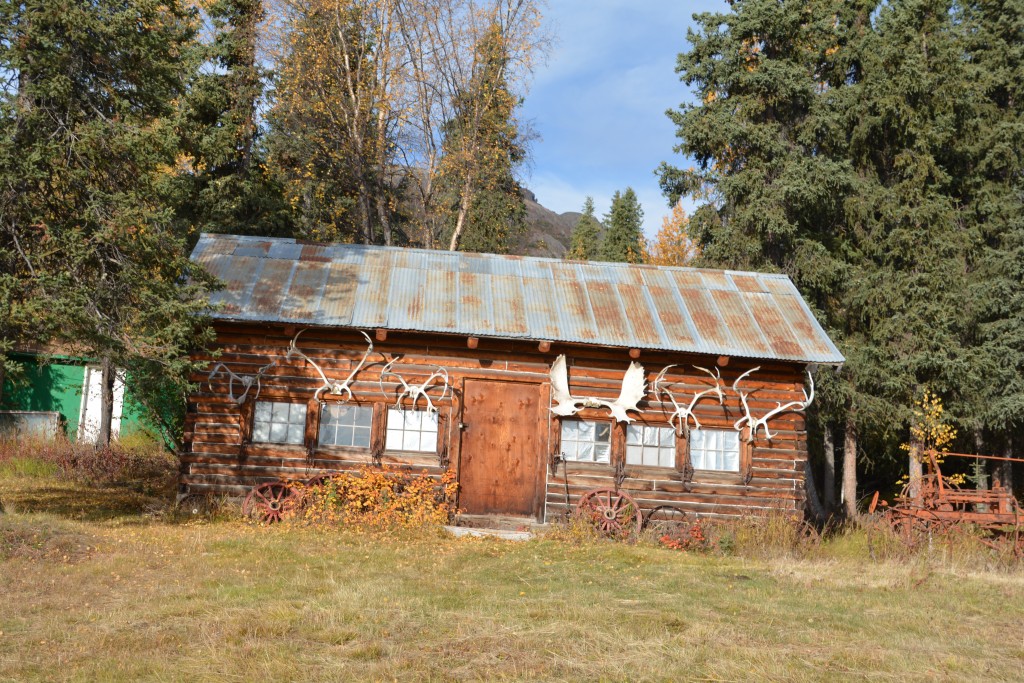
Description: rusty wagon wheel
577,488,643,540
242,481,299,524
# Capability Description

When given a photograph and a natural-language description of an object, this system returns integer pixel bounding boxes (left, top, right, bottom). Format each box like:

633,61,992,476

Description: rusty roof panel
711,289,772,357
458,271,491,333
490,274,528,336
190,234,844,364
745,292,805,359
616,284,662,347
280,260,328,321
320,262,359,326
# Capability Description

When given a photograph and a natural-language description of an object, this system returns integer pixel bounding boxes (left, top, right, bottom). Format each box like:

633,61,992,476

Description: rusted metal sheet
191,234,844,364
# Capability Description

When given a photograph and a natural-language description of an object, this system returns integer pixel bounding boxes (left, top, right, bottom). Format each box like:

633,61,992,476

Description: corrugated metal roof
190,234,845,365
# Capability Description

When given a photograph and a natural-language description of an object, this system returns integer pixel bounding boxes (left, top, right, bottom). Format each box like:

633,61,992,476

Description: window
319,404,372,448
385,408,438,452
689,429,740,472
626,424,676,468
253,401,306,445
560,420,611,463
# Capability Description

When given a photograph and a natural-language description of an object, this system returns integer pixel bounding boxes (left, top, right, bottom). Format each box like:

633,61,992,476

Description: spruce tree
566,197,602,260
599,188,644,263
439,23,527,254
0,0,214,446
166,0,291,241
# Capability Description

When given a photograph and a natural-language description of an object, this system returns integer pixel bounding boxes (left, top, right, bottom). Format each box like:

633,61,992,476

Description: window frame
558,417,614,464
625,423,678,469
686,427,743,474
250,400,308,446
384,406,441,454
316,401,374,450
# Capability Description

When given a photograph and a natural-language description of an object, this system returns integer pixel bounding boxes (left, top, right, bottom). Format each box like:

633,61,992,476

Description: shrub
0,435,176,494
295,466,458,530
659,520,715,553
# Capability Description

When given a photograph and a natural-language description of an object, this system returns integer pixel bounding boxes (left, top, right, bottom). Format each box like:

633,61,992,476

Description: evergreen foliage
0,0,215,446
438,23,527,254
566,197,602,260
599,188,644,263
659,0,1024,497
165,0,292,242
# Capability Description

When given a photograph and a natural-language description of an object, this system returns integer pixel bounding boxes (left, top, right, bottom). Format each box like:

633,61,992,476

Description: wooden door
458,380,545,518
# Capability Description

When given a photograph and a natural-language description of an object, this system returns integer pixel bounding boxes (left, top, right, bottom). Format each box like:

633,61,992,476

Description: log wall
183,322,810,520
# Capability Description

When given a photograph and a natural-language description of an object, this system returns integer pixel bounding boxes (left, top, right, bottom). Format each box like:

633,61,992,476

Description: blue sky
519,0,711,237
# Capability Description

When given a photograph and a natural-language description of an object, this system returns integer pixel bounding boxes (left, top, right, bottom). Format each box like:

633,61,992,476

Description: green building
0,353,145,441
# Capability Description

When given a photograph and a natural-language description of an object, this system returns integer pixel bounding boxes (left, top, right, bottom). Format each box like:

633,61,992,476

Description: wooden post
717,355,730,367
628,348,641,360
97,357,113,447
375,329,388,342
908,441,923,502
538,341,551,353
467,337,479,349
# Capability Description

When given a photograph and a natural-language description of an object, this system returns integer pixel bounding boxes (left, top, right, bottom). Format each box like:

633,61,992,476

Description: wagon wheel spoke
576,487,643,541
242,481,297,524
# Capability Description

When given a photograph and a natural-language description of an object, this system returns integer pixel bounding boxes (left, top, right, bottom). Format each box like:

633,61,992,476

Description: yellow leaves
901,389,957,467
645,201,700,267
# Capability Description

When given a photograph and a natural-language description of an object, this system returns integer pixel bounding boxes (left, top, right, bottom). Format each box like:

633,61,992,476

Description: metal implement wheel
177,493,215,517
576,488,643,540
643,504,689,534
242,481,298,523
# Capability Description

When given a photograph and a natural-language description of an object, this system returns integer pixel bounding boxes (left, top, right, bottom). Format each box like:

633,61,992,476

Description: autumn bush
293,466,458,530
0,434,176,494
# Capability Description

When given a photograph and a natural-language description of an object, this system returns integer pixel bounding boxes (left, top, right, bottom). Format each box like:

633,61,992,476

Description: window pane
642,427,658,446
253,423,270,443
658,427,675,447
353,427,371,449
269,422,287,442
577,421,593,439
562,421,578,440
287,424,304,444
290,403,306,423
402,430,419,451
255,402,271,421
386,429,402,450
335,426,351,447
659,447,675,469
594,443,610,463
626,426,641,445
595,423,610,442
270,402,288,422
626,445,643,465
354,407,372,428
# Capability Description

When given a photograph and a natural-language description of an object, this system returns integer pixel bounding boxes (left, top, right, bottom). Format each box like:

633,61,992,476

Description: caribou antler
732,367,814,441
286,329,374,402
653,365,725,436
379,357,450,412
207,359,278,405
549,354,646,423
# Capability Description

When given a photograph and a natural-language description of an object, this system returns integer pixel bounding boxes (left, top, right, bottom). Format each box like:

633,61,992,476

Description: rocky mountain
512,189,580,258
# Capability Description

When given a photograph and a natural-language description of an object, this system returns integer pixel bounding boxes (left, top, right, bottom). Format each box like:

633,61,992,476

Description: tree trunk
823,422,836,512
448,175,473,251
842,415,858,518
376,194,392,247
0,361,6,406
97,357,114,447
974,429,988,490
908,440,923,502
997,442,1014,496
803,459,826,524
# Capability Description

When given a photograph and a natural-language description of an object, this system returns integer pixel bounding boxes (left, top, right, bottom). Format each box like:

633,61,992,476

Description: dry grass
1,472,1023,682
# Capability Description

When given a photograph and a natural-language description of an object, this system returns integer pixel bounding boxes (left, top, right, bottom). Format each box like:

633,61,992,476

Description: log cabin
183,234,844,524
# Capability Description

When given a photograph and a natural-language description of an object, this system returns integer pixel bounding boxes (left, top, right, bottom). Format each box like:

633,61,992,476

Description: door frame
456,378,550,521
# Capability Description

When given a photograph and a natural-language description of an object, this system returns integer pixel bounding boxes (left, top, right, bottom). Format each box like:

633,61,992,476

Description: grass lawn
1,473,1023,682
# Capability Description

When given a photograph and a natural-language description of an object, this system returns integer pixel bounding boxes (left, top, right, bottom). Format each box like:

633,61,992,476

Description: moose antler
652,365,725,436
207,359,279,404
549,354,646,423
732,367,814,441
286,329,374,402
379,357,450,412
